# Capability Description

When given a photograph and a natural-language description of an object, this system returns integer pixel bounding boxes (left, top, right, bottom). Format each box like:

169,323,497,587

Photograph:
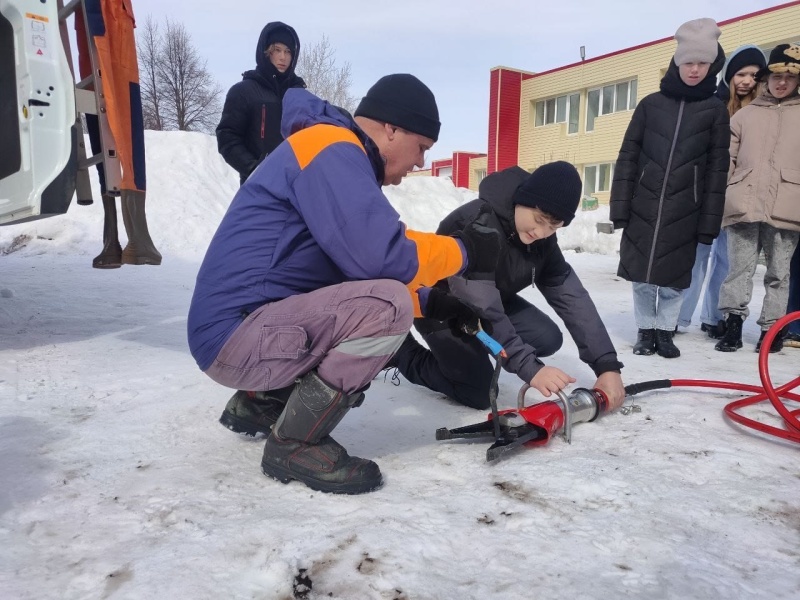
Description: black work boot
655,329,680,358
701,320,726,339
755,329,785,354
219,387,295,436
261,371,382,494
633,329,656,355
715,314,744,352
92,194,123,269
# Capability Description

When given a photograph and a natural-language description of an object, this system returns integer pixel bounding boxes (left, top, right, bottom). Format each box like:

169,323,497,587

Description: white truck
0,0,78,226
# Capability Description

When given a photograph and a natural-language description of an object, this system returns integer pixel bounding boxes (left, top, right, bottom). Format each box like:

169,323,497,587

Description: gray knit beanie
674,18,721,65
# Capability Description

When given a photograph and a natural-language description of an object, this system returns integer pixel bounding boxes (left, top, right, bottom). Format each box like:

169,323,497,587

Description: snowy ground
1,132,798,600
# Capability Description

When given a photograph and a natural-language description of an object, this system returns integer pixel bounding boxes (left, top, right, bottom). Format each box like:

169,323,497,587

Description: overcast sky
127,0,783,161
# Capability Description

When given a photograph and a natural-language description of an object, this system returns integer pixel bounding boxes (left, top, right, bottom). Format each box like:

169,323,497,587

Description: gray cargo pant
204,280,413,395
718,222,800,329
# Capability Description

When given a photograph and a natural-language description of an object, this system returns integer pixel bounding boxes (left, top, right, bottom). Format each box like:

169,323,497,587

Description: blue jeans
677,229,727,327
700,228,728,327
633,282,684,331
789,241,800,335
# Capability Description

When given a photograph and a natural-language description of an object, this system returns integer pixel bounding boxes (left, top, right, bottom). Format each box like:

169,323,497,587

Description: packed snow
1,131,798,600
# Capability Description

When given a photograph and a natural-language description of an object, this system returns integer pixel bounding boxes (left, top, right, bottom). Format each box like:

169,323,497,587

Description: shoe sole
260,461,383,495
219,411,271,437
715,344,742,352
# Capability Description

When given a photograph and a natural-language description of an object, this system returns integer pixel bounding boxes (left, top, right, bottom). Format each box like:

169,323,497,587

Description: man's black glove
453,224,501,279
424,287,482,336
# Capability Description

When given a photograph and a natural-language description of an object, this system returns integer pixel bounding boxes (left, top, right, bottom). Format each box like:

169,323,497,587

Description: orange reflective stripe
288,124,365,169
404,230,465,317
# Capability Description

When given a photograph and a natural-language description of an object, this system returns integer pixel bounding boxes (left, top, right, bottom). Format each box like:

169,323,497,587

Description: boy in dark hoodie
610,18,730,359
392,162,626,411
216,22,306,185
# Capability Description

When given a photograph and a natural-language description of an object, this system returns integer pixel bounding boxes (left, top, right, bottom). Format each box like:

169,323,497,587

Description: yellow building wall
518,3,800,203
467,156,488,191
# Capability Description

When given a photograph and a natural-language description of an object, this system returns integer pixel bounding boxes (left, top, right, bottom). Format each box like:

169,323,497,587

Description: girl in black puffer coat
216,22,306,185
610,18,730,359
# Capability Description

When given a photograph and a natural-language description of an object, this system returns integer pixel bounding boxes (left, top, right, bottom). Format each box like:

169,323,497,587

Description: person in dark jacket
189,75,500,495
216,22,306,185
393,162,626,411
609,18,730,359
677,45,767,339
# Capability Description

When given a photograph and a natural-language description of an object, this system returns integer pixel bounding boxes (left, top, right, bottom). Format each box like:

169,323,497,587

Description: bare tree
136,18,222,133
296,35,358,114
137,16,164,131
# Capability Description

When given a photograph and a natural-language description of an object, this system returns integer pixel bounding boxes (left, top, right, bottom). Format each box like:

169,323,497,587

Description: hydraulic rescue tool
437,313,800,459
435,329,610,461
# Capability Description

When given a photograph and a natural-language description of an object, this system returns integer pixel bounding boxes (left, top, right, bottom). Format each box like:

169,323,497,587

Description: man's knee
372,279,414,332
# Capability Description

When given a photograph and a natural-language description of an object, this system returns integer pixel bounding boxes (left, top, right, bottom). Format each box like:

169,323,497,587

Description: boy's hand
594,371,625,411
529,366,576,397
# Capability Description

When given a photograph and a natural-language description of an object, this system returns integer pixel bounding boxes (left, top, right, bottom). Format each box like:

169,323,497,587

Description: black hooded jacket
216,22,306,184
433,166,623,383
609,47,730,289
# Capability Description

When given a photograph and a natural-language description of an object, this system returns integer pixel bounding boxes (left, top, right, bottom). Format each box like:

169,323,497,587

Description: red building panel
452,152,486,189
431,158,453,177
488,68,526,174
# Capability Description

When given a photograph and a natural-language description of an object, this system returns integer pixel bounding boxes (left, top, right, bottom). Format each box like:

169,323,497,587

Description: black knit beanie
354,74,441,141
512,161,582,226
724,47,767,85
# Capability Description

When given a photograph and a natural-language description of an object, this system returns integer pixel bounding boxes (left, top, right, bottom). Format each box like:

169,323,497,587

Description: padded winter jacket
216,22,306,184
723,93,800,232
432,167,623,384
188,89,464,371
610,76,730,289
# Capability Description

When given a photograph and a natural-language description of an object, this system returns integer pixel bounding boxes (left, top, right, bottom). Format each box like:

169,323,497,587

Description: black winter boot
755,329,785,354
261,371,382,494
633,329,656,355
715,315,744,352
219,387,295,436
655,329,680,358
700,320,726,339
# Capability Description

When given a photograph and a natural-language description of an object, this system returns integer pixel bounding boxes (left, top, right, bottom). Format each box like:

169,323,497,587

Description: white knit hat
674,18,721,65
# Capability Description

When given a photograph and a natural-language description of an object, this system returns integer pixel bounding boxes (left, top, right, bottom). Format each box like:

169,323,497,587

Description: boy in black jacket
393,162,625,411
216,22,306,185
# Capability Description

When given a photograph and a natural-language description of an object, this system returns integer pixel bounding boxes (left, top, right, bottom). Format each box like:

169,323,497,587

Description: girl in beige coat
716,44,800,353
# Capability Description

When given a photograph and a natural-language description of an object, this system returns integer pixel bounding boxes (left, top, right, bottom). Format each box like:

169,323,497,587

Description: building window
534,92,580,133
583,162,614,196
474,168,486,183
586,78,637,131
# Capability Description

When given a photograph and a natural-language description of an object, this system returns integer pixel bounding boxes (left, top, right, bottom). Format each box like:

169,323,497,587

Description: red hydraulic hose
625,312,800,445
